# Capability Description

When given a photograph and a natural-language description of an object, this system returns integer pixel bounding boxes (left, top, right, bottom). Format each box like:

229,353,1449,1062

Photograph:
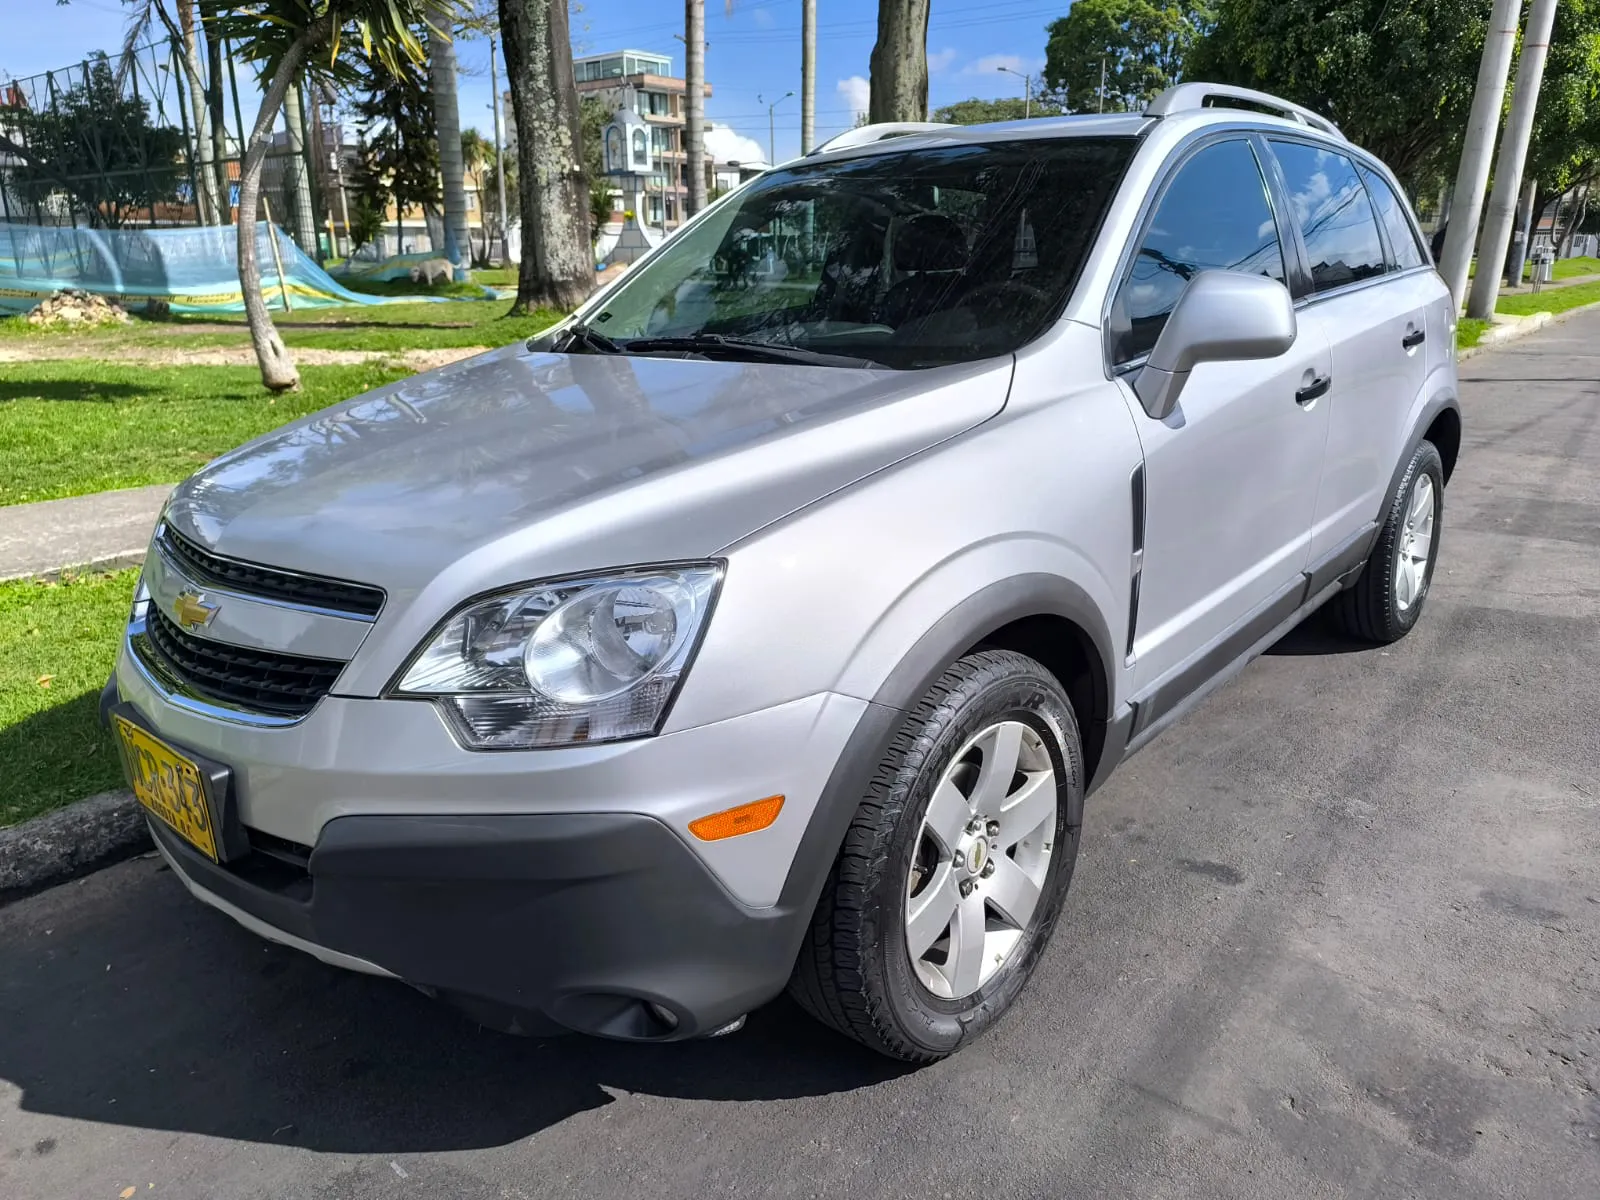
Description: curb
0,548,149,586
0,790,150,904
1459,298,1600,361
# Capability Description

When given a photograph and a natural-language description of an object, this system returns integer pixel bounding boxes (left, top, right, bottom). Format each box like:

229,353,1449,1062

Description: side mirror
1133,270,1297,420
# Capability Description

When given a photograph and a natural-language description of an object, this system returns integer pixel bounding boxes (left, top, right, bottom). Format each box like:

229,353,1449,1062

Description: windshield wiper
559,322,622,354
618,333,883,369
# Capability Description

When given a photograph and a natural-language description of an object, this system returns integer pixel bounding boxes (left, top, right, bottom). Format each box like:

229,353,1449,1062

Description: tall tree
869,0,931,122
350,35,441,252
1189,0,1487,191
1044,1,1213,113
579,96,616,241
933,96,1062,124
428,4,471,277
205,0,452,391
685,0,708,216
497,0,594,311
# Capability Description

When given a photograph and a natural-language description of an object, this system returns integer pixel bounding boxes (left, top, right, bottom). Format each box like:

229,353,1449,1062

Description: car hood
164,344,1013,611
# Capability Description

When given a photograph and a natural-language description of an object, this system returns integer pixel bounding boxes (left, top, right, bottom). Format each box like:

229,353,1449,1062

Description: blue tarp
0,222,448,315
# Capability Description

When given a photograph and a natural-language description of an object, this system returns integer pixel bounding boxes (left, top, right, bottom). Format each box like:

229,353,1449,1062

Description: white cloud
752,7,775,28
705,124,768,166
963,53,1040,78
928,47,958,74
837,75,871,121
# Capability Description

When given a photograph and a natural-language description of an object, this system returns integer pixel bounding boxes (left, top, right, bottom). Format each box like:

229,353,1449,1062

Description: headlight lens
393,565,721,749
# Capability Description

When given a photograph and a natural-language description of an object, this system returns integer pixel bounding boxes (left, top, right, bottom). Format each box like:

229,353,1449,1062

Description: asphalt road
4,312,1599,1200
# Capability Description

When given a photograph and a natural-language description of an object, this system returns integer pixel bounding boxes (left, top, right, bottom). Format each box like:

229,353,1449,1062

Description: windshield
577,136,1137,369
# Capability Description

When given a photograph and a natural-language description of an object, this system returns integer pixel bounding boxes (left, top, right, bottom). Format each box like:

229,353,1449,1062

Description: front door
1106,137,1332,696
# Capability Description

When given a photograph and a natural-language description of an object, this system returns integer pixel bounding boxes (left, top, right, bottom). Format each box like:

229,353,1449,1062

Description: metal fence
0,34,332,258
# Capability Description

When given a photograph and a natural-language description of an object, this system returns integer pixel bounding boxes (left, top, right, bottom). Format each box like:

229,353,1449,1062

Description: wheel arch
775,574,1120,924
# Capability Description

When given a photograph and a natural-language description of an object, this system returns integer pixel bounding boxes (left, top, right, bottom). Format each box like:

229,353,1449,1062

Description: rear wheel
788,650,1082,1062
1334,439,1444,644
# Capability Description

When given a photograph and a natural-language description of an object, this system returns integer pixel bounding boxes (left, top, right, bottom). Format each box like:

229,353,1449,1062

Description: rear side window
1110,139,1286,365
1360,167,1426,270
1270,140,1387,291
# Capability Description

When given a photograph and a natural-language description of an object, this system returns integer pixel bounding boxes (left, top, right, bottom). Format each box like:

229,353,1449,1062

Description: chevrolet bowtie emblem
173,590,219,632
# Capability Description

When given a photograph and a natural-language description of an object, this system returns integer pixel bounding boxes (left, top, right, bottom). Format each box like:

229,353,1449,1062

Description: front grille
159,526,385,618
144,606,344,717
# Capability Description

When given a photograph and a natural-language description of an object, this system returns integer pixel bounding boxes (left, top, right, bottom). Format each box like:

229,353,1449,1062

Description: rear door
1266,139,1433,566
1110,137,1333,696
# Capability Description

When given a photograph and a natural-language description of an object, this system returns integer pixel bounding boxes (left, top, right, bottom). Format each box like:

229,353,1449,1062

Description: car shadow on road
1263,602,1377,657
0,857,911,1156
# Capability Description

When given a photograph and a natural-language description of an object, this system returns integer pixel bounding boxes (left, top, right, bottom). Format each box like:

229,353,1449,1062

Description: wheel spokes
996,770,1055,848
945,892,988,996
906,864,959,959
921,777,973,854
970,722,1024,814
985,855,1043,929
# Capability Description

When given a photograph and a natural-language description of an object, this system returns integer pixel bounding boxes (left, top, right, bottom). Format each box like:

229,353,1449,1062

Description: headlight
392,564,722,749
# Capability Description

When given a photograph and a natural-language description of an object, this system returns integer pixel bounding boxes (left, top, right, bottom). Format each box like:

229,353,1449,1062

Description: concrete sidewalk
0,484,170,583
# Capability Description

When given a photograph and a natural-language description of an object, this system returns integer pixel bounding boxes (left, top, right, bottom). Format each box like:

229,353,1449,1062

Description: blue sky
5,0,1070,165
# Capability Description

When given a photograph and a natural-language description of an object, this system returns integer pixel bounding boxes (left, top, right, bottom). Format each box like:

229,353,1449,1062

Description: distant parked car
107,83,1459,1062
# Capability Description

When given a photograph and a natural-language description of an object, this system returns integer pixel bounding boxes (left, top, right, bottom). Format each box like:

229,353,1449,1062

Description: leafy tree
1044,1,1212,114
932,97,1062,125
579,95,615,242
204,0,461,392
349,32,441,250
1524,0,1600,200
6,54,184,228
1188,1,1486,191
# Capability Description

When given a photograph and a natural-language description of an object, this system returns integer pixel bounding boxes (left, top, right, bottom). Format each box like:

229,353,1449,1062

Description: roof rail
808,121,957,157
1146,83,1343,139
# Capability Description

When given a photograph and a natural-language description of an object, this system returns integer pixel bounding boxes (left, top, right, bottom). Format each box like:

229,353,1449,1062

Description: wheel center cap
964,837,987,876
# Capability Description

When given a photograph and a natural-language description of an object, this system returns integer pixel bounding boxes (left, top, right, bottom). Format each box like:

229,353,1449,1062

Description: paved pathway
0,485,171,583
1,310,1597,1200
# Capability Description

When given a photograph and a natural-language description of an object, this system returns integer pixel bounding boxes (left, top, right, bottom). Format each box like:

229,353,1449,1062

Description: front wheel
1334,439,1444,644
788,650,1083,1062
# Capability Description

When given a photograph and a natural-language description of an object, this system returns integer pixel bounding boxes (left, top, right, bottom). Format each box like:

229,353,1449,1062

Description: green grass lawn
0,569,138,827
0,297,563,353
1456,318,1490,350
1496,278,1600,318
0,362,411,506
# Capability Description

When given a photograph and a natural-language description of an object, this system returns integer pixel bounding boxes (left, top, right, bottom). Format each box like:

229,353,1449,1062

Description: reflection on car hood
163,345,1013,606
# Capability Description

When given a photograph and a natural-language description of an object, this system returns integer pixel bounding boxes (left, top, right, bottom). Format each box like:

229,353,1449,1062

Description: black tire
1334,438,1445,644
788,650,1083,1062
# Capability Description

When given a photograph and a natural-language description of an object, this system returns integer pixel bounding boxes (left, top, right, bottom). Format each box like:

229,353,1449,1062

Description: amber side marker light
689,795,785,841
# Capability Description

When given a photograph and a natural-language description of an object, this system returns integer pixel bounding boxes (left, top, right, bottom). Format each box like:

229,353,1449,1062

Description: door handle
1402,328,1426,349
1295,375,1331,405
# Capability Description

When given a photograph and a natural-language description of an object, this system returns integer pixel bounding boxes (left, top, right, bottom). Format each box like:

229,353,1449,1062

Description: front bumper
144,805,806,1039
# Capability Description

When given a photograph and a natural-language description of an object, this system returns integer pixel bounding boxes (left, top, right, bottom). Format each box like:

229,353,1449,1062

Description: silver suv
106,84,1460,1062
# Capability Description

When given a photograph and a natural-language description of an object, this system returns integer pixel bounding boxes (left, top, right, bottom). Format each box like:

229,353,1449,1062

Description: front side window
1109,139,1286,365
1360,167,1426,270
575,137,1135,369
1271,140,1387,292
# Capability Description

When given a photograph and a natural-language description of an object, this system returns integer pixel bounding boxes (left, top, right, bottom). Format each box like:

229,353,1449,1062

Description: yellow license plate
115,716,219,861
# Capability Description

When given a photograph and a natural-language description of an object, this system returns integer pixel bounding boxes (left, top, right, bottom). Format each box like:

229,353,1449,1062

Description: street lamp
759,91,794,167
996,65,1032,119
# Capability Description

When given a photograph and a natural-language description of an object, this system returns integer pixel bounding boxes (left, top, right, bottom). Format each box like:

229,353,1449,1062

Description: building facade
573,49,715,231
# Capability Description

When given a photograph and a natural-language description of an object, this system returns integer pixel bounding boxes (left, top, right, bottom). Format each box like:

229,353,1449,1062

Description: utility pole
761,91,794,167
1467,0,1559,320
1439,0,1523,309
490,35,511,266
801,0,816,152
996,65,1031,117
684,0,708,217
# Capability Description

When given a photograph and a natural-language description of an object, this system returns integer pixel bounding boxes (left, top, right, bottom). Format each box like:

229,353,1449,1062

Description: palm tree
206,1,455,392
496,0,592,311
428,4,471,278
685,0,707,216
869,0,931,122
459,127,495,261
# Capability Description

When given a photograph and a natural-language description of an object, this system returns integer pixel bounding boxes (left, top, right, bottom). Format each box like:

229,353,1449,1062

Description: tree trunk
237,19,330,392
200,3,230,220
684,0,708,216
868,0,931,122
429,7,472,277
169,0,219,224
282,78,319,257
801,0,816,152
498,0,595,313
